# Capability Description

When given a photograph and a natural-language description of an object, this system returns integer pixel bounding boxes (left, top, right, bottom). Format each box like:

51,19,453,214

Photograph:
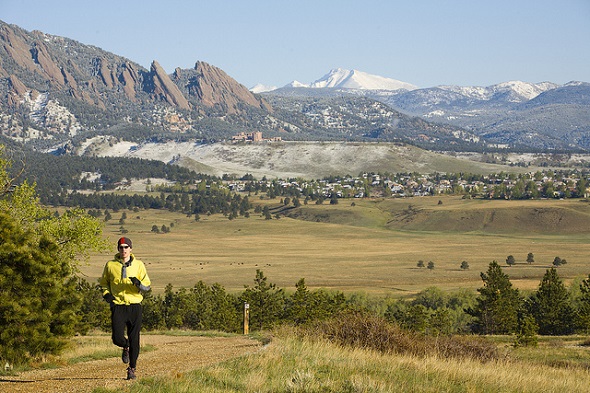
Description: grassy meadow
81,195,590,296
71,329,590,393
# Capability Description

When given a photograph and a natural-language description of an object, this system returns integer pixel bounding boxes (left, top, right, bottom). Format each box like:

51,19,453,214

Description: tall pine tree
0,212,79,362
528,268,575,335
469,261,522,334
0,144,107,364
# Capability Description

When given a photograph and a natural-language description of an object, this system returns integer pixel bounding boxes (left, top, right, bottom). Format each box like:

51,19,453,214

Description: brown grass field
80,195,590,297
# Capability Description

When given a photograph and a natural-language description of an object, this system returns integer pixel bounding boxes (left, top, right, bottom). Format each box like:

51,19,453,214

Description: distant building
231,131,281,143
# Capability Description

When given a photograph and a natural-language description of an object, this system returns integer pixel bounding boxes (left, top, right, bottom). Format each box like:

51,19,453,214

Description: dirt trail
0,335,261,393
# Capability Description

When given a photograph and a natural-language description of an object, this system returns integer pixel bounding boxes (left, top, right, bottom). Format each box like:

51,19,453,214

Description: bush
299,311,500,362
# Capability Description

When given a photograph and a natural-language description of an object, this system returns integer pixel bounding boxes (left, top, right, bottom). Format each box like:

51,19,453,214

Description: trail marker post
243,302,250,335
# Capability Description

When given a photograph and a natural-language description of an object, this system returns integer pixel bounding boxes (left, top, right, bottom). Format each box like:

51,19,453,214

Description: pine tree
240,270,285,330
0,145,107,364
526,252,535,264
468,261,521,334
578,274,590,333
0,212,79,363
528,268,575,335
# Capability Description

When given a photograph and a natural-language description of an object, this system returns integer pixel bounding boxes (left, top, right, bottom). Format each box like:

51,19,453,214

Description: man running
99,237,151,380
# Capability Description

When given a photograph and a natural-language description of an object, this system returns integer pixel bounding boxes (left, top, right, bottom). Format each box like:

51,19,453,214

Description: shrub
298,311,500,362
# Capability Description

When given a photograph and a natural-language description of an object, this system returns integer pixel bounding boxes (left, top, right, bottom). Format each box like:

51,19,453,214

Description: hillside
287,197,590,235
79,139,522,179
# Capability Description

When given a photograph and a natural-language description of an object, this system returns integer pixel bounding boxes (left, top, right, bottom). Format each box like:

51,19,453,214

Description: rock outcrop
181,61,271,114
150,60,190,110
0,20,272,138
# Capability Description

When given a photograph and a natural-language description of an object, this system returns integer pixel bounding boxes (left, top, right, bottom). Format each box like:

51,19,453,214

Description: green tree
0,212,79,363
76,279,112,333
0,146,107,364
576,177,587,198
514,314,538,347
577,274,590,333
329,193,338,205
506,255,516,267
413,287,446,310
460,261,470,270
240,270,285,331
285,278,313,325
262,205,272,220
417,260,425,268
468,261,521,334
527,268,575,335
397,304,430,333
526,252,535,264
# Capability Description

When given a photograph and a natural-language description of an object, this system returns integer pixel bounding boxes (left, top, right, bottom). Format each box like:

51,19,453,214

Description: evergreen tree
263,205,272,220
527,268,575,335
526,252,535,264
514,314,538,347
285,278,313,325
468,261,521,334
506,255,516,267
577,274,590,333
0,212,79,363
0,145,107,364
240,270,285,330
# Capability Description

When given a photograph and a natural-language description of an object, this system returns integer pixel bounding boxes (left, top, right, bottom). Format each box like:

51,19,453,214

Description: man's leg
127,304,143,369
111,305,129,349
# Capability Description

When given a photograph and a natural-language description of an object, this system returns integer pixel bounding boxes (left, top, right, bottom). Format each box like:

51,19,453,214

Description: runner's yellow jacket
99,253,151,305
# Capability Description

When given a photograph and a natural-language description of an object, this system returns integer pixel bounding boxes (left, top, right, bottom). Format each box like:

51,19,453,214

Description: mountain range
1,19,589,154
264,70,590,151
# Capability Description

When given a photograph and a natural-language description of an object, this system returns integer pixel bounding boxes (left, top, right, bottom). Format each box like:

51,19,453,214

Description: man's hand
129,277,141,287
103,293,115,303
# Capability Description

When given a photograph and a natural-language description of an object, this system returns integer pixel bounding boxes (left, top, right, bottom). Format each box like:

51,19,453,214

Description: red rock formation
150,60,190,110
191,61,271,114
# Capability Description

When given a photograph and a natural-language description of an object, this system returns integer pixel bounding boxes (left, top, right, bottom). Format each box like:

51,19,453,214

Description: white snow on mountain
308,68,418,91
286,80,310,88
250,84,277,94
436,81,559,102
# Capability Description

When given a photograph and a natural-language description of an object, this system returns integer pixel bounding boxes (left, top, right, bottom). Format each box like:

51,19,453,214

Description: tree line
69,260,590,348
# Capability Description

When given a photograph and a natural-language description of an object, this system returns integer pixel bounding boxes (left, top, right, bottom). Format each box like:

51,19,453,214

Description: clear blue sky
2,0,589,89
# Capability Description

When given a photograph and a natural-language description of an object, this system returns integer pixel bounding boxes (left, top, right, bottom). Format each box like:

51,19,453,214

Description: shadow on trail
0,376,124,383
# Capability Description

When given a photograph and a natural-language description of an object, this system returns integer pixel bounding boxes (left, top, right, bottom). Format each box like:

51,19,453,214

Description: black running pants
111,303,142,368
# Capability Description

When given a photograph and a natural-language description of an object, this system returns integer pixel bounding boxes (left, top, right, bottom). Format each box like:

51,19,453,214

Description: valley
81,196,590,296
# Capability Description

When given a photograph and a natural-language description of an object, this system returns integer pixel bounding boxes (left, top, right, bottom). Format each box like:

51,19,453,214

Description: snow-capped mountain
382,81,590,150
250,83,277,94
263,68,590,150
432,81,559,103
279,68,418,92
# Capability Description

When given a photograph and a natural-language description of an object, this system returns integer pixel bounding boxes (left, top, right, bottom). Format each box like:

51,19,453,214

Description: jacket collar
115,253,135,265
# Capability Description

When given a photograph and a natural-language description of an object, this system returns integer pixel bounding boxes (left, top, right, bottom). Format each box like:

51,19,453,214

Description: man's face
118,243,132,257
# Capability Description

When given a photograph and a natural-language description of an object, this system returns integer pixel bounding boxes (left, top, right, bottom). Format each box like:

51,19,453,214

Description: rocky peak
186,61,271,114
0,20,275,140
149,60,190,110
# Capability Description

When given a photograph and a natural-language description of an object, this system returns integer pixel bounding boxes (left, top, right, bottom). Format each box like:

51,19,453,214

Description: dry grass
297,311,501,362
79,196,590,296
114,330,590,393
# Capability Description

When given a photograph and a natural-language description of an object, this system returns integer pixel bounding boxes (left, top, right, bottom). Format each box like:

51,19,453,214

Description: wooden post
243,302,249,335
